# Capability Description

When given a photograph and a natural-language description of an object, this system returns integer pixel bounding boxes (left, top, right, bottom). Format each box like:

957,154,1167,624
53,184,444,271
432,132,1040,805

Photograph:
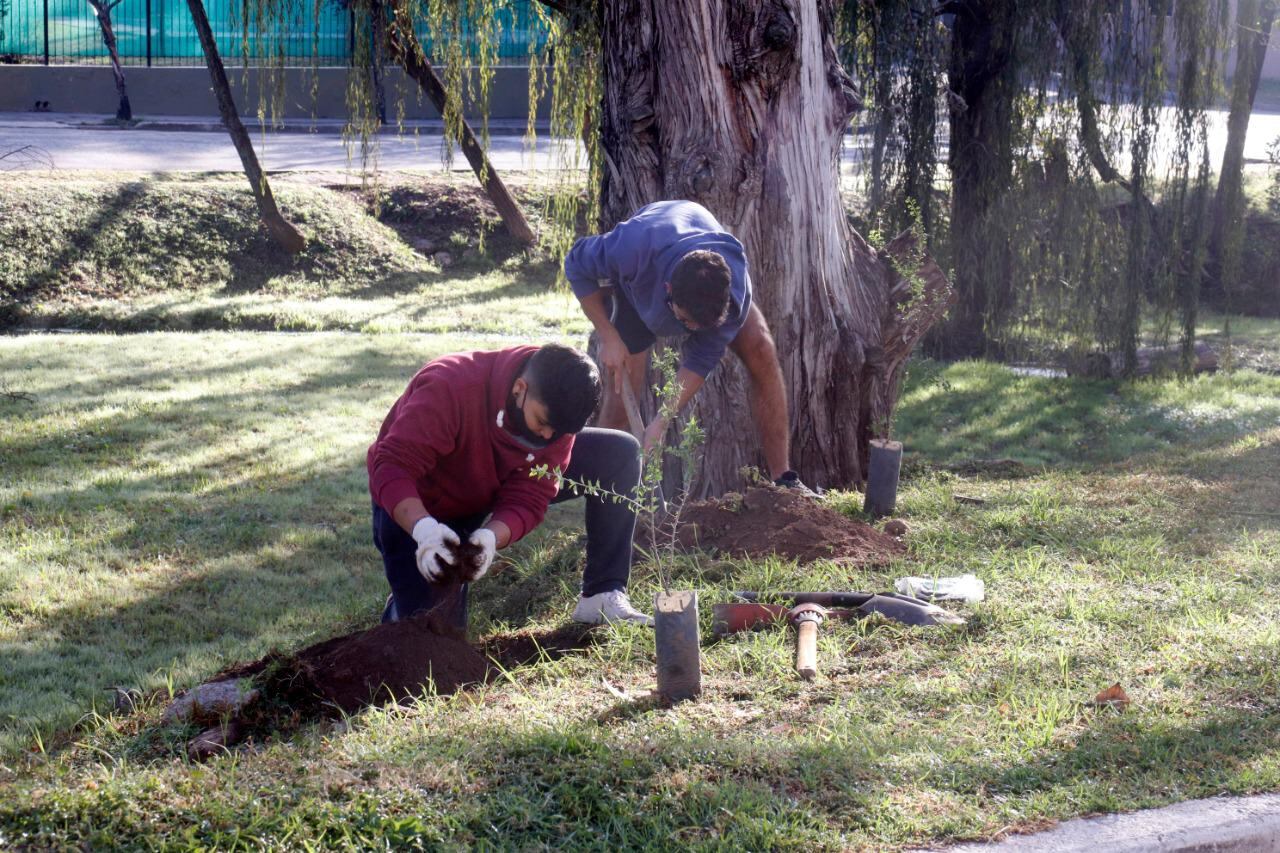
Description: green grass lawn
3,329,1280,849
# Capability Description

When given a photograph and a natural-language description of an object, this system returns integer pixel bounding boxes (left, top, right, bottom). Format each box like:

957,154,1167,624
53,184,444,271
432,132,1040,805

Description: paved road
0,114,584,171
1,109,1278,173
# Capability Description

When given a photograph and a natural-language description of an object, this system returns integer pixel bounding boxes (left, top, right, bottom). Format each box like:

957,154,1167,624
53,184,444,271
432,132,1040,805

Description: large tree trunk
384,0,536,246
184,0,306,254
938,2,1017,359
599,0,953,498
86,0,132,121
1210,0,1277,284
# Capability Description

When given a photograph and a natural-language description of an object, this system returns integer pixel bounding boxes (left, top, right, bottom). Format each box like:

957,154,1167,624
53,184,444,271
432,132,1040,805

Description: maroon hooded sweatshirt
367,346,574,544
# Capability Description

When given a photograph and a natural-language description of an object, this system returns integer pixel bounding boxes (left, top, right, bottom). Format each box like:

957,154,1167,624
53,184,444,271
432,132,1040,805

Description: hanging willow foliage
222,0,600,260
842,0,1231,369
226,0,1237,371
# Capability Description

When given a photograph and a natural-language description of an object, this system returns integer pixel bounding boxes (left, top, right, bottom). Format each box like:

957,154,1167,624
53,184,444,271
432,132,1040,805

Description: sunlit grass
896,358,1280,466
20,277,589,337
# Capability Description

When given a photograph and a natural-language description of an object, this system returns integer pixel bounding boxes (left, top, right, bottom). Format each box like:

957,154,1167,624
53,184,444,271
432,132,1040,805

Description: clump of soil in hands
674,486,906,566
420,536,489,633
434,538,489,585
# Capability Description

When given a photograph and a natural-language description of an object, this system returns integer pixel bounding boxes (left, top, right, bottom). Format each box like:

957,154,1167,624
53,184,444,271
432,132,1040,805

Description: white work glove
412,517,460,583
463,529,497,581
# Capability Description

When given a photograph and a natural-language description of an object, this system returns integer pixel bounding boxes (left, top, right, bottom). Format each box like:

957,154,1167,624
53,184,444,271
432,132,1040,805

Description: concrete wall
0,65,548,120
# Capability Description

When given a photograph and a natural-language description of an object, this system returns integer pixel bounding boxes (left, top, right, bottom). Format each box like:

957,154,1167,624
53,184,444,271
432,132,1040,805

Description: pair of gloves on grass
411,517,496,583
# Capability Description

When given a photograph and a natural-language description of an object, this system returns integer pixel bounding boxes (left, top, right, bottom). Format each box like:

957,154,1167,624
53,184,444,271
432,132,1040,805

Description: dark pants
373,428,641,628
609,288,658,355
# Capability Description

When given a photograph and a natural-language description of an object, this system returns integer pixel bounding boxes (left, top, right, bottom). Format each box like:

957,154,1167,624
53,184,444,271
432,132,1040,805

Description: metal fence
0,0,547,66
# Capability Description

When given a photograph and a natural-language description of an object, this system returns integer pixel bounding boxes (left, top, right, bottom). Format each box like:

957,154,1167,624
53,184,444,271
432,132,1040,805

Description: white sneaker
572,590,655,626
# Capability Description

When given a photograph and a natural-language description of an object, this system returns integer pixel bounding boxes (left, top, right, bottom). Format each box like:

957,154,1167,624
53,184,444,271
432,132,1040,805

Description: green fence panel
0,0,545,65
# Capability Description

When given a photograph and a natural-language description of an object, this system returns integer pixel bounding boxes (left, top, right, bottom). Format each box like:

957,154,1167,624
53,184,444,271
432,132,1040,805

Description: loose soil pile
200,616,596,740
673,486,906,565
174,539,599,759
284,613,490,714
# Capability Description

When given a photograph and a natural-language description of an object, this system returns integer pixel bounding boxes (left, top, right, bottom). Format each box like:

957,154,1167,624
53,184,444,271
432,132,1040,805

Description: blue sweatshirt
563,200,752,378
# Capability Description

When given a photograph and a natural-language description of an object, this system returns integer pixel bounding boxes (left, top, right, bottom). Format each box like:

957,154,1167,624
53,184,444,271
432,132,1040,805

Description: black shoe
382,593,400,624
773,470,820,497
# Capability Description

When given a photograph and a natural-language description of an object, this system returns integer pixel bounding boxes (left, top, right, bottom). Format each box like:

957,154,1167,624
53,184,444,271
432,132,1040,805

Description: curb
935,793,1280,852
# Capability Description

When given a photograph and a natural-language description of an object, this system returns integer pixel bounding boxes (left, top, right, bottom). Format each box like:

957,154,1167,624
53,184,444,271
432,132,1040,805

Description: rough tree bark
597,0,953,497
384,0,536,246
1210,0,1277,281
86,0,132,121
184,0,306,254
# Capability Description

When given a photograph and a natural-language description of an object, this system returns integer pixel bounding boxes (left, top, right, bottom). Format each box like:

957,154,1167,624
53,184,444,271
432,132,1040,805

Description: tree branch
1075,89,1134,193
385,0,536,245
1051,11,1155,211
1,145,55,170
533,0,571,15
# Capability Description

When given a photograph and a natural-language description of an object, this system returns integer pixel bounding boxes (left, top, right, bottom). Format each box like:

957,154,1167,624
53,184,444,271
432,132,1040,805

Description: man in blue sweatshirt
564,200,811,492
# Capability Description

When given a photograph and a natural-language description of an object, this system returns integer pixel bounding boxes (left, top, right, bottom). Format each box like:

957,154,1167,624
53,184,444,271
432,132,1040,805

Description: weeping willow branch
531,0,571,16
852,0,1229,363
382,0,536,245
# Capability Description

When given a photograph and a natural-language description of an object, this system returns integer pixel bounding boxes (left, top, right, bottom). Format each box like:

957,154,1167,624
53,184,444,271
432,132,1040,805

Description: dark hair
525,344,601,434
669,250,732,327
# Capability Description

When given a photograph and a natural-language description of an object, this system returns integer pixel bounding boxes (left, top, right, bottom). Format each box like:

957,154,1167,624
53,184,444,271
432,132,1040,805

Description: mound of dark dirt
673,486,906,566
203,617,598,747
294,612,490,713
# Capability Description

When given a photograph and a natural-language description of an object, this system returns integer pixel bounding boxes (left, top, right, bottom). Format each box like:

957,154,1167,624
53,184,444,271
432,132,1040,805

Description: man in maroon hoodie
368,343,654,628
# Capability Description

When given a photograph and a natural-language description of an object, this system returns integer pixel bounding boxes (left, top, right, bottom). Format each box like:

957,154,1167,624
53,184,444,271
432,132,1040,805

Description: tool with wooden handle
619,377,668,515
729,590,965,626
789,603,828,680
711,592,964,681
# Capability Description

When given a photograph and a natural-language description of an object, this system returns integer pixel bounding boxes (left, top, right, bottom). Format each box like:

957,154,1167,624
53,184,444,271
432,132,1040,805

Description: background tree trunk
1210,0,1277,285
184,0,306,254
598,0,952,498
937,2,1017,359
86,0,132,121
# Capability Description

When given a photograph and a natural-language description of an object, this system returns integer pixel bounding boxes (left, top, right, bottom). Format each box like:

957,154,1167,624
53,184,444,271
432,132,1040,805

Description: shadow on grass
311,692,1280,848
1146,430,1280,538
894,702,1280,819
3,181,145,310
